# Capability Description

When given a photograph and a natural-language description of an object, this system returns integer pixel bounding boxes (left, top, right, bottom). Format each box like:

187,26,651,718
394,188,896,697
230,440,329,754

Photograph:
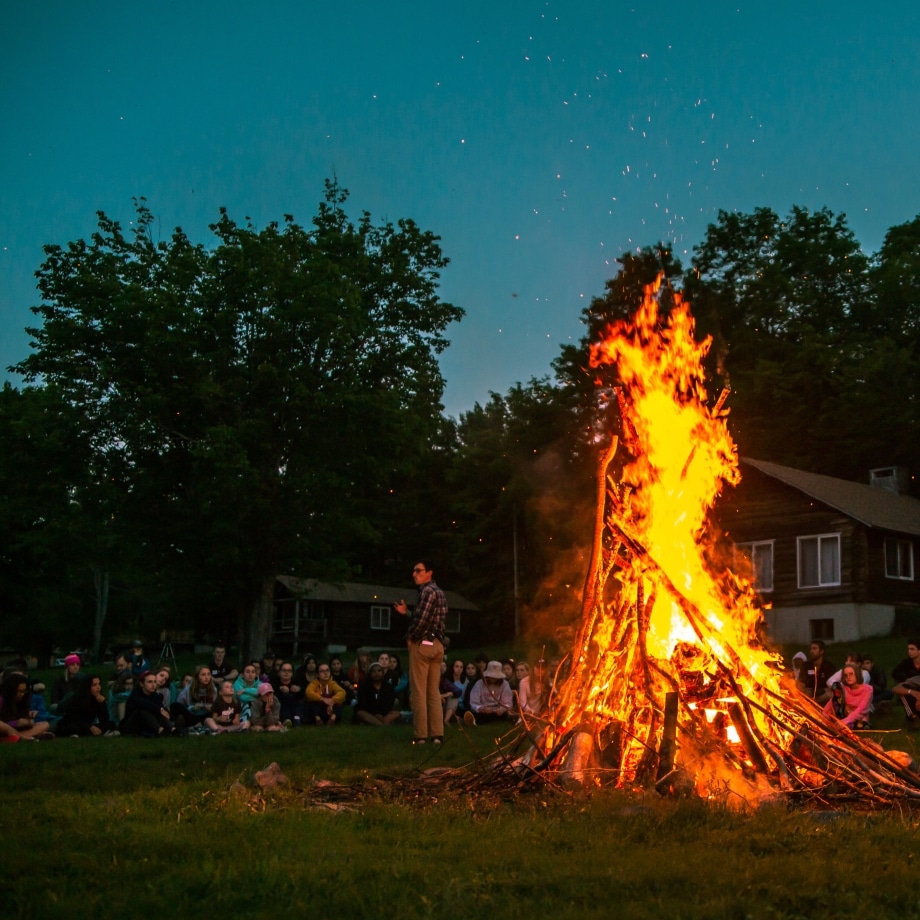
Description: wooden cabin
271,576,480,658
717,459,920,644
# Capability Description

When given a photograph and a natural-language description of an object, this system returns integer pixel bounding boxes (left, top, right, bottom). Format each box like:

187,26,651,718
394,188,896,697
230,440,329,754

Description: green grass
11,638,920,919
4,713,920,919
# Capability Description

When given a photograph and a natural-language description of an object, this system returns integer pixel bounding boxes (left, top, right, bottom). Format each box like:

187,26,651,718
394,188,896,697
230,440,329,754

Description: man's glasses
412,566,425,573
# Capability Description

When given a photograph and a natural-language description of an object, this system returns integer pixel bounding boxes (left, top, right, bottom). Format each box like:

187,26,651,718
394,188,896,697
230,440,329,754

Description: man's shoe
464,711,476,727
412,738,426,745
431,737,443,745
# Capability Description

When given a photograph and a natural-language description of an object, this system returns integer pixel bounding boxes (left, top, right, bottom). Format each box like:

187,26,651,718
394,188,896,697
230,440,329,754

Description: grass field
6,636,920,918
4,703,920,920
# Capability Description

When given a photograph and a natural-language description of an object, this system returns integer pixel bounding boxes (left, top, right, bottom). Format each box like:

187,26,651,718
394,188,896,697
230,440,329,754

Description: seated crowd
0,641,561,742
9,639,915,742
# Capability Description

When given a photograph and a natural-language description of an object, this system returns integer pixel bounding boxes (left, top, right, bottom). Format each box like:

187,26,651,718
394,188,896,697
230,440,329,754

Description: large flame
524,277,920,807
547,277,789,800
589,278,774,676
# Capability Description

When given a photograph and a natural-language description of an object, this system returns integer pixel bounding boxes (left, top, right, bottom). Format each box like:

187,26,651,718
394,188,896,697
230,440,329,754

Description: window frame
885,538,915,581
370,605,391,631
796,533,841,589
734,540,775,593
809,618,835,641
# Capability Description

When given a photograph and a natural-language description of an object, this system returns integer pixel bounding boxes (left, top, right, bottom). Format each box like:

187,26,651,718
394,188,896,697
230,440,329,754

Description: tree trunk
92,567,109,662
246,574,276,662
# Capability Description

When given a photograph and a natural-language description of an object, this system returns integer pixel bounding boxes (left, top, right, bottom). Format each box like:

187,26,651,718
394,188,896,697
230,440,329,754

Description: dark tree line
3,183,463,659
2,195,919,658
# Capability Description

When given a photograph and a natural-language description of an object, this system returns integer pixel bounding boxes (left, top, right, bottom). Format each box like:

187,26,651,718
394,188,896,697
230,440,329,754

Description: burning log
523,276,920,809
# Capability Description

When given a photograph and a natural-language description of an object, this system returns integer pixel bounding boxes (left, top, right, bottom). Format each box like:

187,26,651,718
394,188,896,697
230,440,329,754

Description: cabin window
735,541,774,592
444,610,461,634
370,605,391,630
885,539,915,581
797,534,841,588
809,618,835,641
273,600,296,633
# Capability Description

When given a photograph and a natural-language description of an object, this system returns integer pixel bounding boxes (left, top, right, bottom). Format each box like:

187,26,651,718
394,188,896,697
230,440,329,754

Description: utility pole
513,508,520,639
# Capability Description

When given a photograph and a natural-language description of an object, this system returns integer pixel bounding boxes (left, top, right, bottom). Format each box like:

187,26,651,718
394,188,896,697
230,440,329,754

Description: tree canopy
5,196,920,657
11,181,463,657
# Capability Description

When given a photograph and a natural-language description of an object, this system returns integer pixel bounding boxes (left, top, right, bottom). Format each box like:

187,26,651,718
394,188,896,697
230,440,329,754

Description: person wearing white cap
464,661,514,727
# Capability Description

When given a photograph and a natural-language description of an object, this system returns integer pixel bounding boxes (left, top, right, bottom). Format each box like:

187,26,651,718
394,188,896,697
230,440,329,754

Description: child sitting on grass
205,680,249,734
249,683,284,732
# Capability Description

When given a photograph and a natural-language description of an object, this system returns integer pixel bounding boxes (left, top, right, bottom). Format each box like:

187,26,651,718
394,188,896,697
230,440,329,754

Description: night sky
2,2,919,417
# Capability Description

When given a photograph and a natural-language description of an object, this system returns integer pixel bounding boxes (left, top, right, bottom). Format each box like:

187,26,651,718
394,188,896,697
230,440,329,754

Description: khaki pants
407,638,444,740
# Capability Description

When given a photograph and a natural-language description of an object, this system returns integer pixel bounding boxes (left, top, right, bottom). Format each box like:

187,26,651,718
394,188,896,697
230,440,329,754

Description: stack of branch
533,409,920,807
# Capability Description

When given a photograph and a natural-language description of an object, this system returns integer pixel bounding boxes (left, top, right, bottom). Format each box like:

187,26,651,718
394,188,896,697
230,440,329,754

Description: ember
523,277,920,809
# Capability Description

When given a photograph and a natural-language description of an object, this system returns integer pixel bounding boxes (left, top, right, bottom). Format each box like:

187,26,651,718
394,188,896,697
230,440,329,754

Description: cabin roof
742,458,920,537
276,576,480,611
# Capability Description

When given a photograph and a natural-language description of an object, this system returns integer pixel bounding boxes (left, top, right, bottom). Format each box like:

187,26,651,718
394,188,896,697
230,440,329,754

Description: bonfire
272,278,920,815
516,277,920,809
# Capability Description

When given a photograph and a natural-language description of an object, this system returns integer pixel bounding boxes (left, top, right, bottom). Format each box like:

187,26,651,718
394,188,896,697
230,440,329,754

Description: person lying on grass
119,671,177,737
0,672,54,740
55,674,118,737
205,680,249,733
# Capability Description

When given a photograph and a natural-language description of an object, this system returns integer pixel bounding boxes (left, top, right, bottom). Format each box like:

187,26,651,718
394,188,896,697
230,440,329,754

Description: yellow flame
550,276,788,776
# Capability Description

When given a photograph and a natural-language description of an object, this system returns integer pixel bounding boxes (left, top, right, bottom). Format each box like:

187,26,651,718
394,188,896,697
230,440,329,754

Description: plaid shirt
407,580,448,642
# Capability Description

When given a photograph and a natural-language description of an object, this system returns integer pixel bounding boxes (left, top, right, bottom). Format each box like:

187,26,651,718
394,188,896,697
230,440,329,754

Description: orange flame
548,276,789,797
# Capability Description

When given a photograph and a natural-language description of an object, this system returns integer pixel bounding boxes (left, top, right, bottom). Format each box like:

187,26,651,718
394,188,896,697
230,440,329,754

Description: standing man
395,561,447,745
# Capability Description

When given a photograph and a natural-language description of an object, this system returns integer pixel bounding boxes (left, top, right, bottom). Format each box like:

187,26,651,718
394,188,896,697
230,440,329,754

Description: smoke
517,446,595,654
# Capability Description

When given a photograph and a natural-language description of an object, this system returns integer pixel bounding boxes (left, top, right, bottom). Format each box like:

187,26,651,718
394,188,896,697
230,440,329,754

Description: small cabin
718,459,920,645
271,576,480,658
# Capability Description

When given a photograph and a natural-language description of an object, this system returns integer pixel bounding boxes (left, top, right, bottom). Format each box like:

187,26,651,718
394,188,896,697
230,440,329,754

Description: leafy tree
14,182,463,657
685,206,874,475
447,379,590,643
0,384,90,657
866,214,920,346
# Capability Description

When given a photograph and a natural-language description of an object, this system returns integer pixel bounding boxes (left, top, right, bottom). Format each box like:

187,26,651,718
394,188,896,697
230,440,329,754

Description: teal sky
2,2,919,416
